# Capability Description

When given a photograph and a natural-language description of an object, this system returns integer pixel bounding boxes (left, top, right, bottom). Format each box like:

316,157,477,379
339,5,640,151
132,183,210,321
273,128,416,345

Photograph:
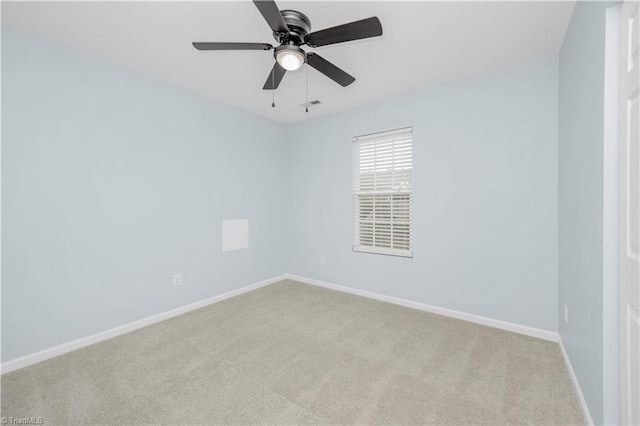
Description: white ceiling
2,1,575,124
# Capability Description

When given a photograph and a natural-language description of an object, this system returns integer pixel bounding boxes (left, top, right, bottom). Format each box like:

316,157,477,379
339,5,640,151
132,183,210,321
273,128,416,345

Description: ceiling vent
300,100,321,108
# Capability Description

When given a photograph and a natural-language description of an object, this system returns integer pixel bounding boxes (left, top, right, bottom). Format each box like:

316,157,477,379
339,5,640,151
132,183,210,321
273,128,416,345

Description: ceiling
2,1,575,124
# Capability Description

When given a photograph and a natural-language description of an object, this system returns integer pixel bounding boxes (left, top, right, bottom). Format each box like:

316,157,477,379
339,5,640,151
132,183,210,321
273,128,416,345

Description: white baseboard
1,274,287,375
284,274,559,342
559,336,594,425
2,273,561,375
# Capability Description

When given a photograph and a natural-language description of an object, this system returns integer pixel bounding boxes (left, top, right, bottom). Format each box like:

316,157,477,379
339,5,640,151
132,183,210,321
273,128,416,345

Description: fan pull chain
305,62,309,113
271,67,276,108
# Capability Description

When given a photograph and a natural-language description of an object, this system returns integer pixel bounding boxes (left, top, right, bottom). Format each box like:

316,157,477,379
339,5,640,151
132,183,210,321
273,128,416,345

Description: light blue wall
558,1,608,424
285,56,560,332
1,25,287,362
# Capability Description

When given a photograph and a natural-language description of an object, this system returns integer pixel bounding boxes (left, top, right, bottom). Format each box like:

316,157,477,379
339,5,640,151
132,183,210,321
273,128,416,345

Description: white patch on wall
222,219,249,252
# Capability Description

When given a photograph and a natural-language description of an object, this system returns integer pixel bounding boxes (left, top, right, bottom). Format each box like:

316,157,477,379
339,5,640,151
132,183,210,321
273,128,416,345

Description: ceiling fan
192,0,383,90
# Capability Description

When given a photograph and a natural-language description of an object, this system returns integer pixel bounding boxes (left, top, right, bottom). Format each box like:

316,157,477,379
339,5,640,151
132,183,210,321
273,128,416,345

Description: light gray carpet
1,279,583,425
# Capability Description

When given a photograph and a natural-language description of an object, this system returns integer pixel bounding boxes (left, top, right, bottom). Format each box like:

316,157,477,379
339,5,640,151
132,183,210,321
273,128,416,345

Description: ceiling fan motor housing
276,10,311,43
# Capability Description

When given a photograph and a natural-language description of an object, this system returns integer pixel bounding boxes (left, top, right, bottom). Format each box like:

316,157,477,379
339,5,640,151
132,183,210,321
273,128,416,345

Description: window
353,127,413,257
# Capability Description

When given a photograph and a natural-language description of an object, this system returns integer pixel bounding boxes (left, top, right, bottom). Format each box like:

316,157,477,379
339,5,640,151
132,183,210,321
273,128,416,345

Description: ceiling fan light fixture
275,46,305,71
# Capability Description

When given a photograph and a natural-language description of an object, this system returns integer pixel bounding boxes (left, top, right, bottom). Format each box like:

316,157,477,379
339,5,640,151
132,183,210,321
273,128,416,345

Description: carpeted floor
1,279,583,425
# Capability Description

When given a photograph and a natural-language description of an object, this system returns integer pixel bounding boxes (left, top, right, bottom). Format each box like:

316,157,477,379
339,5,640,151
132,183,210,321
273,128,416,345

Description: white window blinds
353,127,413,257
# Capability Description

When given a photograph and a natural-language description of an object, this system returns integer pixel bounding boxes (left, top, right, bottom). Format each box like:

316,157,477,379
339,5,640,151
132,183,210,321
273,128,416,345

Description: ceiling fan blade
306,53,355,87
304,17,382,47
263,62,287,90
192,42,273,51
253,0,289,34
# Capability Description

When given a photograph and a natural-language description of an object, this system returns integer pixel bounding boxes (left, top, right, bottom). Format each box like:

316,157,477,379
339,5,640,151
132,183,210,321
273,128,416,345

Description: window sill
352,245,413,258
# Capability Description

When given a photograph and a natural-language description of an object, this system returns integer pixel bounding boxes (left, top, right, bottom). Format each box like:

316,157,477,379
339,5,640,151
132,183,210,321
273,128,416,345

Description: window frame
352,126,414,258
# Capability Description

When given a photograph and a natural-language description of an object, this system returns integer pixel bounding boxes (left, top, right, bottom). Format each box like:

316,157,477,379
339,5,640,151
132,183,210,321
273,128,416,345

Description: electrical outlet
320,256,326,266
563,302,568,324
173,273,182,287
